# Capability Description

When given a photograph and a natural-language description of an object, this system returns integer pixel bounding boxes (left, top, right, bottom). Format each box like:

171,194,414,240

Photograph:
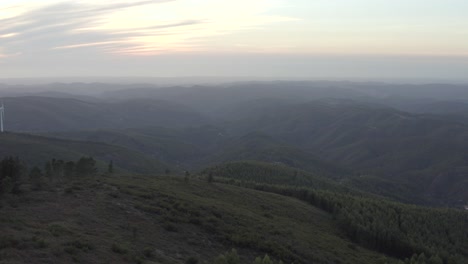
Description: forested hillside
0,161,398,264
1,81,468,264
0,96,209,132
0,132,168,174
201,163,467,264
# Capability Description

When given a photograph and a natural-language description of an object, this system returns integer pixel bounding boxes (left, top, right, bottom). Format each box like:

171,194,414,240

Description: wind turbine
0,101,4,133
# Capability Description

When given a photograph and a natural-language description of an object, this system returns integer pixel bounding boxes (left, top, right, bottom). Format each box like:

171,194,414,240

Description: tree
207,172,214,183
214,249,240,264
108,160,114,174
261,255,273,264
51,159,65,178
64,161,75,178
0,156,24,195
44,161,53,178
75,157,97,176
428,255,443,264
29,166,44,190
253,257,263,264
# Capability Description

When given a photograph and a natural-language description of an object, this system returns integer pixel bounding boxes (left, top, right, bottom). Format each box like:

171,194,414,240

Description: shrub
186,256,199,264
111,243,129,254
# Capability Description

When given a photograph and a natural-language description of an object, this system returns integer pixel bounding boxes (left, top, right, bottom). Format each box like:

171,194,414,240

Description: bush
214,249,240,264
143,247,154,258
186,256,199,264
163,222,178,232
111,243,128,254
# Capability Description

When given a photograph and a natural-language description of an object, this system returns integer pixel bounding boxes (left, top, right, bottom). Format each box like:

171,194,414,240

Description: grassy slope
0,175,394,264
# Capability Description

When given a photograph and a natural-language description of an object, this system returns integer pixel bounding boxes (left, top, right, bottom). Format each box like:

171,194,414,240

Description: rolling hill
225,100,468,205
1,96,209,132
3,83,468,206
0,174,400,264
0,132,168,174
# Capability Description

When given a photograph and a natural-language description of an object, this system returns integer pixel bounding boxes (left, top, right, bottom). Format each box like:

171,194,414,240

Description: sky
0,0,468,80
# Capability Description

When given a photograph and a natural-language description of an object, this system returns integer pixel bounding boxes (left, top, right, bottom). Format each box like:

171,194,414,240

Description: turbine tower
0,101,4,133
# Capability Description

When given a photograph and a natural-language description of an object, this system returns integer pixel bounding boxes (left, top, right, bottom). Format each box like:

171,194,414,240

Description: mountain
102,81,369,117
199,161,348,191
225,100,468,205
1,81,468,264
47,126,227,167
47,127,350,179
1,96,210,132
203,132,351,178
3,82,468,206
0,132,167,173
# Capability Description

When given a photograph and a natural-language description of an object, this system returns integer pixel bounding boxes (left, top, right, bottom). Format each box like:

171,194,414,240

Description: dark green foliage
0,132,168,175
214,250,285,264
111,243,129,254
42,157,97,180
235,181,467,263
108,160,113,174
75,157,97,176
201,161,341,190
0,156,24,195
214,249,240,264
43,159,77,180
185,170,190,182
186,256,199,264
207,172,214,183
142,247,154,258
44,161,52,178
29,166,44,190
163,222,178,232
253,254,283,264
64,161,75,177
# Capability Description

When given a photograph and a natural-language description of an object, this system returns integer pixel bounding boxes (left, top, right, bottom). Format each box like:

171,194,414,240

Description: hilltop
0,174,395,264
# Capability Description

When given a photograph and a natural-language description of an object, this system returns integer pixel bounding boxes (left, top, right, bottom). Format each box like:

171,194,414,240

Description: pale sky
1,0,468,80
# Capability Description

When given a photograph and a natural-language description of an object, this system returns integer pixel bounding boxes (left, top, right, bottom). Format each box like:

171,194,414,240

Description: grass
0,174,397,264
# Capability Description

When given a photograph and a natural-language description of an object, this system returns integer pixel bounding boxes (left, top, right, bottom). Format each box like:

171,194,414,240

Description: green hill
2,96,209,132
50,128,350,178
200,161,431,205
48,126,226,166
226,100,468,205
0,174,397,264
199,163,467,263
203,132,351,178
200,161,345,191
0,132,168,174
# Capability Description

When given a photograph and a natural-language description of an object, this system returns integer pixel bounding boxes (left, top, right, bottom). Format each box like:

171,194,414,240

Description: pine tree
207,172,214,183
108,160,114,174
0,156,24,195
29,166,44,190
76,157,97,176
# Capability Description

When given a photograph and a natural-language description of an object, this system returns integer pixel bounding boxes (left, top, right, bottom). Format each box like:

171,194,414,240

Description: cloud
0,0,201,56
0,0,291,57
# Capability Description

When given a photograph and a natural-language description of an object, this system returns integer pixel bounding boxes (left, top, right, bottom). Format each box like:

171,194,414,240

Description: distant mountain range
1,96,209,132
1,81,468,207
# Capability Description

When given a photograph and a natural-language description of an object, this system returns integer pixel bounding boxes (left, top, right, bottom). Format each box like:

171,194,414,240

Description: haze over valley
1,1,467,264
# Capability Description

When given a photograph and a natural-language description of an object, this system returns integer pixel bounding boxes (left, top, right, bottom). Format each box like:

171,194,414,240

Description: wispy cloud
0,1,191,56
0,0,291,57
